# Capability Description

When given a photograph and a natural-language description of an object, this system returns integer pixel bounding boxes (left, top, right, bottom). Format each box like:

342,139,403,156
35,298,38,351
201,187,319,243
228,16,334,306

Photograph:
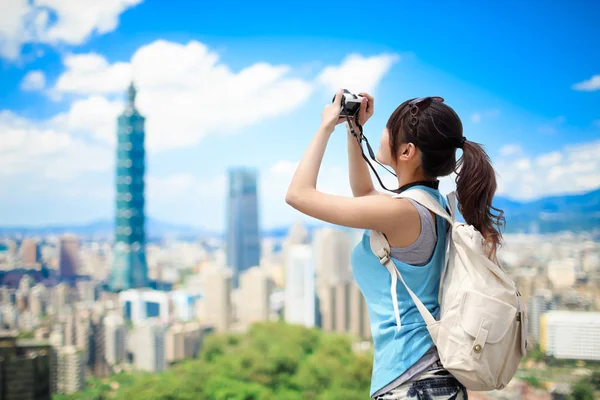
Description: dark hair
386,99,505,259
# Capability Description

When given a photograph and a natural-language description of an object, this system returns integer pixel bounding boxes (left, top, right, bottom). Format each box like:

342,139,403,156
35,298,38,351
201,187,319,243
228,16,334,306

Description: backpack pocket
458,290,517,356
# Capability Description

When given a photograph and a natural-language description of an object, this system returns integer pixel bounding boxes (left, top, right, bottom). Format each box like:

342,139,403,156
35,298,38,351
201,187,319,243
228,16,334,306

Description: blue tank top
350,186,448,397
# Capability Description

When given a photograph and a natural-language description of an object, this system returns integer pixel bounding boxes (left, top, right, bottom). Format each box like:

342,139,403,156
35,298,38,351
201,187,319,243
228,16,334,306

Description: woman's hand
320,90,346,132
356,92,374,126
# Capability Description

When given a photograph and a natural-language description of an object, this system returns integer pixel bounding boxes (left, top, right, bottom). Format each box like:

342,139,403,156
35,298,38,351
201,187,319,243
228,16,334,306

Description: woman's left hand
320,90,346,132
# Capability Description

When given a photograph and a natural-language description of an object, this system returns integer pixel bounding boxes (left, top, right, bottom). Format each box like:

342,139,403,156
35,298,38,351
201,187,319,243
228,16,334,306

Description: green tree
56,322,373,400
590,371,600,390
570,379,595,400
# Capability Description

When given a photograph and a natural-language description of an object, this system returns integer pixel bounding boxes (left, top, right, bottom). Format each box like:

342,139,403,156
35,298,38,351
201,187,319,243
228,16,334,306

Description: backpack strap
369,189,456,332
369,230,437,332
395,189,456,303
393,189,456,225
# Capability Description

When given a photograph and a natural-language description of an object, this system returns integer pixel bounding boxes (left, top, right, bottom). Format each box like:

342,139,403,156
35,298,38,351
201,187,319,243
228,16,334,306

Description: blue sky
0,0,598,231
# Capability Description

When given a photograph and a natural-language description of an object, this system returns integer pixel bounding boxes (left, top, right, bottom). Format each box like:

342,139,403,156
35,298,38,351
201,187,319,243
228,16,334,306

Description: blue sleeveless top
350,186,448,397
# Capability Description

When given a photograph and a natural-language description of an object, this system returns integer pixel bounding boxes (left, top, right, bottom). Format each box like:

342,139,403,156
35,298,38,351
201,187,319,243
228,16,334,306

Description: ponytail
455,140,505,259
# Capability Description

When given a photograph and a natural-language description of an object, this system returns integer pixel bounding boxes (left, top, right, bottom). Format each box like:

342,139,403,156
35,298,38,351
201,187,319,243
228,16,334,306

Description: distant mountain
1,189,598,238
494,188,600,233
0,217,212,239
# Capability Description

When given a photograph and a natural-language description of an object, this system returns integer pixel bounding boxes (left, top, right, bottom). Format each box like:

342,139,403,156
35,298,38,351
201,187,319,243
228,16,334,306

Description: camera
333,89,365,118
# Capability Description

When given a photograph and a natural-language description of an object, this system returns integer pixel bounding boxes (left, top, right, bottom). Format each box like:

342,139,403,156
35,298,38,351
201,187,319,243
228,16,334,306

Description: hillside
54,322,373,400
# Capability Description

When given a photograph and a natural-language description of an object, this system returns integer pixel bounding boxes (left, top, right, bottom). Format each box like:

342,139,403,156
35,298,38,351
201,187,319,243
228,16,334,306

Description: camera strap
346,117,439,194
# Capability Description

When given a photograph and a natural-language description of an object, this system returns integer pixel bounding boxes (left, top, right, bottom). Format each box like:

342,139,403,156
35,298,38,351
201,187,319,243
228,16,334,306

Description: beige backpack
370,189,527,391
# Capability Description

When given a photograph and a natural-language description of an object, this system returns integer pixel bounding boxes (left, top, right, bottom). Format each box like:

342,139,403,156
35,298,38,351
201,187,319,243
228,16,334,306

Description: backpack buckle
378,249,391,265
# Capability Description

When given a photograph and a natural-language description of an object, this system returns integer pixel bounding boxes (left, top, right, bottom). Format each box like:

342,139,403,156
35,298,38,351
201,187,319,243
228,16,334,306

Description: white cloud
0,0,40,60
572,75,600,92
470,109,500,124
0,110,112,180
0,0,141,60
270,160,298,175
147,174,226,203
63,96,123,143
515,158,531,171
499,144,523,157
316,53,399,94
53,53,132,95
37,0,142,44
20,70,46,91
53,41,314,152
496,140,600,200
535,151,562,168
52,41,399,153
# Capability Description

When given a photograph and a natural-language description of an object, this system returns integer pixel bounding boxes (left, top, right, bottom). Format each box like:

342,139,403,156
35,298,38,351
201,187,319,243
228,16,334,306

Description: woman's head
379,97,505,258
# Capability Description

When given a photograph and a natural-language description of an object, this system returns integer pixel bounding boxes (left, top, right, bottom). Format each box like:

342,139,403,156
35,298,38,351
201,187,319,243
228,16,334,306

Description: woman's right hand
356,92,374,126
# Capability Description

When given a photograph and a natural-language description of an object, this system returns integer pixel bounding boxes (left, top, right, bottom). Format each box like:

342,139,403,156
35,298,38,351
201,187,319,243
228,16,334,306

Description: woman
286,90,505,399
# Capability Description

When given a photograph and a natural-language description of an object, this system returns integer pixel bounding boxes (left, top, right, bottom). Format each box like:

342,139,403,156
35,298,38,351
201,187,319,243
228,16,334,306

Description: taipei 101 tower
111,82,149,291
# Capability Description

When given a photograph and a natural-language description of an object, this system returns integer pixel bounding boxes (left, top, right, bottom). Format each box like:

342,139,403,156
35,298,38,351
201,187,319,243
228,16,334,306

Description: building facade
202,266,233,333
239,266,273,330
284,244,317,328
0,333,52,400
111,82,149,291
226,168,260,288
58,235,80,278
541,311,600,361
56,346,85,394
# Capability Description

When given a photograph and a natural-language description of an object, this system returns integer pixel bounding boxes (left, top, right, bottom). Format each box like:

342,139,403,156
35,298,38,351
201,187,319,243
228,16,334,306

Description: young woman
286,90,504,399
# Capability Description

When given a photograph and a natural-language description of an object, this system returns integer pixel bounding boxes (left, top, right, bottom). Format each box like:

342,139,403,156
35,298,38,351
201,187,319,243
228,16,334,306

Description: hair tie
458,136,467,149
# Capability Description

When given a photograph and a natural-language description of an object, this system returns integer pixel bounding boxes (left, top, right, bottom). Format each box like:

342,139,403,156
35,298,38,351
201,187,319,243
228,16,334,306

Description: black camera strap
346,117,439,194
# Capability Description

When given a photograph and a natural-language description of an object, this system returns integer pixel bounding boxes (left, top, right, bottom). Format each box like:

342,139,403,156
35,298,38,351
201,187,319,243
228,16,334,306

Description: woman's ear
399,143,417,160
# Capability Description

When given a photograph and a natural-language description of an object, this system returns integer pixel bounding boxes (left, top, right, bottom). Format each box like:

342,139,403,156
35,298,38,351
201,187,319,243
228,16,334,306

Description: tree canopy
56,322,373,400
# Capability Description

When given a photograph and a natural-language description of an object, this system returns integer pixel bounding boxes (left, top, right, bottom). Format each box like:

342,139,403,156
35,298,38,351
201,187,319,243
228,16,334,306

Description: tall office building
57,346,85,394
281,220,310,272
59,235,80,278
103,314,126,366
202,265,233,333
20,238,41,266
239,266,273,330
313,227,352,331
284,244,317,328
111,82,149,291
313,227,352,287
165,322,204,363
0,333,52,399
528,289,553,343
129,319,166,373
226,168,260,288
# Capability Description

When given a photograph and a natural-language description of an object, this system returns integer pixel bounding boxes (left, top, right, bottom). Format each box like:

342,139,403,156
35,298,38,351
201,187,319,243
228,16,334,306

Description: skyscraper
239,266,273,330
202,265,233,333
284,244,317,328
226,168,260,288
111,82,149,291
20,238,41,266
59,235,80,278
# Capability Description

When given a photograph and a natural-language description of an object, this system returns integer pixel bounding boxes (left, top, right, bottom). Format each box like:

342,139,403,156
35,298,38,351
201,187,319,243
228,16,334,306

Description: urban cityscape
1,1,599,400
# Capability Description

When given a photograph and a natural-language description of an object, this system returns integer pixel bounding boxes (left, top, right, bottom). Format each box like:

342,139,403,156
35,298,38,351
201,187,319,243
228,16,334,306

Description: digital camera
333,89,365,118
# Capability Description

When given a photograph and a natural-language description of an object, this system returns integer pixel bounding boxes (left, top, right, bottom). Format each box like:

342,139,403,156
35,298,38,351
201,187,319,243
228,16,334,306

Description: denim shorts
373,362,468,400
